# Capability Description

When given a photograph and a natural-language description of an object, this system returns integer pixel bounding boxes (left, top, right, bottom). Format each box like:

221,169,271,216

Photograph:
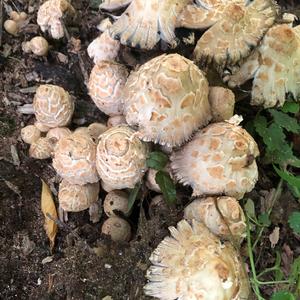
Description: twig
0,0,3,47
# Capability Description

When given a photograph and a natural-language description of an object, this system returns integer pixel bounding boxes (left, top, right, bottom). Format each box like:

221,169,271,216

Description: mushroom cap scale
171,120,259,199
144,219,250,300
124,53,211,147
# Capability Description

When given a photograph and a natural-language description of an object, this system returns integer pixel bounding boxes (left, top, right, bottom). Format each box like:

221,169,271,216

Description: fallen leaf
41,180,58,252
269,227,280,248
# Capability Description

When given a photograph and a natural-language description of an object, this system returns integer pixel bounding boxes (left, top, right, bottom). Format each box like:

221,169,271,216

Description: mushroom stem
18,103,34,114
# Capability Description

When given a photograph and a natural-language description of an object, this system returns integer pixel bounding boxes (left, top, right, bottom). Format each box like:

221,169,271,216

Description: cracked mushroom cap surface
170,119,259,199
33,84,74,130
225,24,300,108
96,125,149,190
58,179,100,212
37,0,76,39
21,125,41,144
88,61,128,116
144,219,250,300
29,137,56,159
193,0,278,67
108,0,190,50
184,196,246,241
53,132,99,185
124,54,211,147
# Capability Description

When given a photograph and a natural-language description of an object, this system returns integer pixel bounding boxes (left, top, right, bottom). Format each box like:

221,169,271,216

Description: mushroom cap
87,31,120,64
124,54,211,147
58,179,100,212
29,137,56,159
4,20,18,36
193,0,278,67
37,0,76,39
184,196,246,241
21,125,41,144
209,86,235,122
146,168,161,193
170,119,259,199
103,190,130,217
27,36,49,56
144,219,250,300
88,61,128,116
53,133,99,185
87,123,108,141
101,216,131,242
96,125,149,189
33,84,74,129
46,127,72,141
107,115,127,127
99,0,132,11
108,0,189,50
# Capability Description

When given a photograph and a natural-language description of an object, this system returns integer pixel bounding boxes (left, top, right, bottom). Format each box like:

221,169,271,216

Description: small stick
0,0,3,47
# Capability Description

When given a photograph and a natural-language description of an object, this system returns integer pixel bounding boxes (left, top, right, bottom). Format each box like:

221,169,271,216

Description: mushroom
103,190,130,217
184,196,246,241
144,219,250,299
29,137,56,159
4,11,28,36
46,127,72,140
21,125,41,144
58,179,100,223
53,132,99,185
37,0,76,39
88,61,128,116
209,86,235,122
223,23,300,108
33,85,74,131
146,168,161,193
100,0,132,11
96,125,149,190
124,53,211,147
87,123,108,141
22,36,49,56
101,216,131,242
107,115,127,127
170,116,259,199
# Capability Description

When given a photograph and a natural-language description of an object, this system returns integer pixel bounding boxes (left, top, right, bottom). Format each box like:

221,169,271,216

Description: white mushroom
103,190,130,217
22,36,49,56
29,137,56,159
101,216,131,242
21,125,41,144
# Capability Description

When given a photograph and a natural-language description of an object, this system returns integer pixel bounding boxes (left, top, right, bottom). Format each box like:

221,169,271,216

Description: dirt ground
0,0,300,299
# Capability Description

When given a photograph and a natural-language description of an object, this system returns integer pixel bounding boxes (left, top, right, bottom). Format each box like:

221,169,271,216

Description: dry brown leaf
41,180,58,251
269,226,280,248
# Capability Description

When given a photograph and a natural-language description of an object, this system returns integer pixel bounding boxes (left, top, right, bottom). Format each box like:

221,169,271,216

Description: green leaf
265,144,300,167
244,198,256,220
258,213,271,227
274,166,300,189
290,257,300,284
127,183,141,211
288,212,300,234
271,291,295,300
146,151,169,171
269,109,300,133
253,115,268,138
266,123,287,151
288,183,300,198
282,102,300,114
155,171,176,204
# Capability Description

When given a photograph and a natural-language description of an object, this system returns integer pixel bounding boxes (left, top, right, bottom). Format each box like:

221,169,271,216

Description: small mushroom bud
4,20,18,36
34,121,51,132
88,123,107,141
46,127,72,141
101,217,131,242
107,115,127,128
74,127,89,136
209,86,235,122
10,11,20,21
103,190,130,217
23,36,49,56
4,11,28,36
29,137,56,159
21,125,41,144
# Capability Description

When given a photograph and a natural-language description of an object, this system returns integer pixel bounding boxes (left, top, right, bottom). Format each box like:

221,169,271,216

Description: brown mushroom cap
144,219,250,299
29,137,56,159
171,118,259,199
103,190,130,217
193,0,278,67
58,179,100,212
184,196,246,241
53,133,99,185
124,53,211,147
37,0,76,39
96,125,149,189
88,61,128,116
21,125,41,144
33,84,74,130
101,216,131,242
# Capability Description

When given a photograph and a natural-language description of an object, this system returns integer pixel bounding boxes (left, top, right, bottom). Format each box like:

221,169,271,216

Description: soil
0,1,300,300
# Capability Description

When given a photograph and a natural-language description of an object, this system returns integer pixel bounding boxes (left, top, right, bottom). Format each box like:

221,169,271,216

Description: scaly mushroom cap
193,0,278,67
21,125,41,144
88,61,128,116
29,137,56,159
100,0,132,11
96,125,149,189
37,0,76,39
171,119,259,199
87,123,107,141
53,133,99,185
58,179,100,212
33,85,74,130
87,30,120,64
108,0,190,50
124,54,211,147
209,86,235,122
103,190,130,217
144,219,250,300
46,127,72,141
107,115,127,127
184,196,246,241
